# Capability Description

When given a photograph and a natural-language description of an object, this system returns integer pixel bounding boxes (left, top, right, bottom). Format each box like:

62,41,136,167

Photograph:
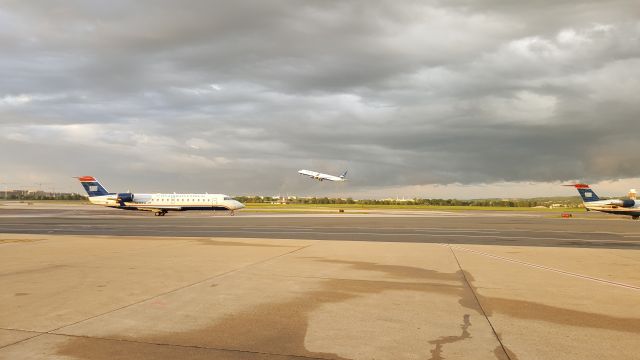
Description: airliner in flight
298,169,348,182
76,176,245,216
567,183,640,219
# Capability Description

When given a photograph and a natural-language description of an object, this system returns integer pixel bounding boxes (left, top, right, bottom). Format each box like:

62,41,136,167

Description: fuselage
582,198,640,217
76,176,244,216
88,192,245,211
298,169,346,182
568,183,640,219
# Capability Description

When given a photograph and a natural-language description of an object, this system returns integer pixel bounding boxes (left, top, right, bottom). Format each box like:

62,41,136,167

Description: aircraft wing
135,205,184,211
298,170,318,178
323,175,341,181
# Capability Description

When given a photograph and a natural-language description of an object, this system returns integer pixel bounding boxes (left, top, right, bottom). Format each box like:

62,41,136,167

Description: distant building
270,195,288,204
382,197,415,203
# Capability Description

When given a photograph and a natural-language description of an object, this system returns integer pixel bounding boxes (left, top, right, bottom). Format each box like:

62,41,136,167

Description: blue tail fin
568,184,600,202
76,176,110,197
340,170,348,179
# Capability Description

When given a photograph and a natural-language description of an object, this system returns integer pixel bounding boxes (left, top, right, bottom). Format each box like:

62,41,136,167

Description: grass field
0,200,584,214
0,200,89,205
243,203,583,213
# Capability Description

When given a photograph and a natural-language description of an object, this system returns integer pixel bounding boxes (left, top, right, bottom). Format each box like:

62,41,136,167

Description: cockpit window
224,196,233,200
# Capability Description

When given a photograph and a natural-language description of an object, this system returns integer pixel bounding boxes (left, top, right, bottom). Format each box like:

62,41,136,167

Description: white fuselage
583,198,640,215
88,193,245,211
298,169,346,182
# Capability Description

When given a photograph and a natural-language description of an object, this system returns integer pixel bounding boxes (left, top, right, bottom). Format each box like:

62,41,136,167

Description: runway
1,206,640,249
1,204,639,360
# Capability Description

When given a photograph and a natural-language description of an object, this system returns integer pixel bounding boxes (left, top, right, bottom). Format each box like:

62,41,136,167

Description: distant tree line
233,196,583,207
1,192,86,201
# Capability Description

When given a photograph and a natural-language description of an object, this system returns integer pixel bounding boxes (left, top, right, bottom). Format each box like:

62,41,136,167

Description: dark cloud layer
1,1,639,195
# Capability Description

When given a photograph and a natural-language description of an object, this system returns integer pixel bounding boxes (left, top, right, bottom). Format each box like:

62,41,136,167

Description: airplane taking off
76,176,245,216
566,183,640,220
298,169,348,182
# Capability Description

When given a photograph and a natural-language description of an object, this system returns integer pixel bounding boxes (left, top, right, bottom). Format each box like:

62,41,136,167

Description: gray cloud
1,1,639,196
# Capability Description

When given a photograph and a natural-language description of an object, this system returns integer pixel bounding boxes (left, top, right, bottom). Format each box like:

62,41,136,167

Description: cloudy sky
1,1,639,198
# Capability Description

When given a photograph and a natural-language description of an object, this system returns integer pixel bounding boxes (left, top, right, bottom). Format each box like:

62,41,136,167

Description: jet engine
609,199,635,207
622,199,636,208
116,193,134,203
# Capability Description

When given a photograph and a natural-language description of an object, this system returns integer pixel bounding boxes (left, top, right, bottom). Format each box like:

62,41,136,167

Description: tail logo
75,176,110,197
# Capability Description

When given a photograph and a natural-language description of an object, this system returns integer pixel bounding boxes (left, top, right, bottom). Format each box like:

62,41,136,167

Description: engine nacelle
609,199,636,208
117,193,134,203
622,199,636,208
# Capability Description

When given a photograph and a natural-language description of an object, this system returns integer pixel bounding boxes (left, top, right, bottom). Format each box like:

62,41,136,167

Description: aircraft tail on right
340,170,348,179
565,184,600,202
75,176,110,197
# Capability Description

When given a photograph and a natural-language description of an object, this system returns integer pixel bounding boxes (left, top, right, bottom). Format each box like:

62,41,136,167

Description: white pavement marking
446,244,640,291
2,227,639,245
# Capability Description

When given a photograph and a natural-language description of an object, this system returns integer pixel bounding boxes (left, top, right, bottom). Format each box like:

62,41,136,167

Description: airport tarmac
1,205,639,359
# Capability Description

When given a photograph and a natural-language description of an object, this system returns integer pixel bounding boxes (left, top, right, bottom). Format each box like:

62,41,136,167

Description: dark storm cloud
1,0,639,194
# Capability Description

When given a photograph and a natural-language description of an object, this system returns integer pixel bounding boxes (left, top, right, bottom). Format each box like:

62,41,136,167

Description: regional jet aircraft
567,184,640,219
76,176,245,216
298,169,348,182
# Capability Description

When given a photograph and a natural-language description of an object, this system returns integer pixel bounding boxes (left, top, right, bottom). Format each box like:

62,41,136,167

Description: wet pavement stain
134,277,485,360
55,258,640,360
56,260,477,360
479,296,640,333
428,314,472,360
53,335,312,360
309,258,462,282
14,292,29,296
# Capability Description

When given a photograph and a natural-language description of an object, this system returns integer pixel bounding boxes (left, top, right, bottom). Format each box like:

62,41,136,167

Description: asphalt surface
1,205,639,359
1,206,640,249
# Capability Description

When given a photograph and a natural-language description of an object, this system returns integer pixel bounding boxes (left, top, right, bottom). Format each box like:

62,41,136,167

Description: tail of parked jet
565,184,600,203
340,170,348,179
75,176,110,197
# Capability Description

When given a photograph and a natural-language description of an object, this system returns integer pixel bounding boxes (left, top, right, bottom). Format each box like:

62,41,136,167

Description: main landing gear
154,210,168,217
632,215,639,220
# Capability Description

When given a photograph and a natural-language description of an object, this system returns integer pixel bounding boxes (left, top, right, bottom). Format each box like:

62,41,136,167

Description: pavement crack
447,245,513,360
0,328,46,351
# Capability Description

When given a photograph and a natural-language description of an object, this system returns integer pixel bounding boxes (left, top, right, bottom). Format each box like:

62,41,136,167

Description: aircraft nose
236,201,245,209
